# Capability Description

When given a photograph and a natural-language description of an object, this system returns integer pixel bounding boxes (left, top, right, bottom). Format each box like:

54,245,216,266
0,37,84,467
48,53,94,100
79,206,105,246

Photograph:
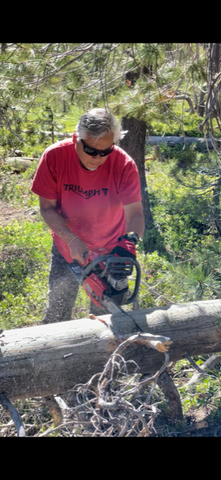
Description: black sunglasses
81,139,114,157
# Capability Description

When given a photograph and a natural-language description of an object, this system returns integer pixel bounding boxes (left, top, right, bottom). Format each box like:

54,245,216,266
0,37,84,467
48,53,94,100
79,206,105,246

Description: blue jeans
42,243,106,324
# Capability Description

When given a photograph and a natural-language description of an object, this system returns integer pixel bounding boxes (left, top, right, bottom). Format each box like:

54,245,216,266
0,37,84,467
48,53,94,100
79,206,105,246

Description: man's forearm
126,214,145,239
40,206,76,245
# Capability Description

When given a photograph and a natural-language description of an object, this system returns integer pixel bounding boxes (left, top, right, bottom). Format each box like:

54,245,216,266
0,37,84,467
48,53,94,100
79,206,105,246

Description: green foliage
2,43,221,435
0,220,51,329
150,112,204,137
179,374,221,414
0,167,39,207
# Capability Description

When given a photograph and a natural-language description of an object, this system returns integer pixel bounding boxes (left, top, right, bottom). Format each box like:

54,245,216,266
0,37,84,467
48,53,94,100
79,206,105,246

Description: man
31,108,145,323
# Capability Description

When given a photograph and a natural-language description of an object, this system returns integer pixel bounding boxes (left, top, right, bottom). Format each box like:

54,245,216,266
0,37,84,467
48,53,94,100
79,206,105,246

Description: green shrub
0,220,51,329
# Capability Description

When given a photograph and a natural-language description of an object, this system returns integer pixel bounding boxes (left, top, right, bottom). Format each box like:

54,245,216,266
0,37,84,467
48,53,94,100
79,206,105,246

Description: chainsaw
69,234,142,330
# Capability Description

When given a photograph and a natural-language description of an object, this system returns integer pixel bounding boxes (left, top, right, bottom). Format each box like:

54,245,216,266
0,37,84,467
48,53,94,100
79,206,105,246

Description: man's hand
111,235,136,260
69,237,89,265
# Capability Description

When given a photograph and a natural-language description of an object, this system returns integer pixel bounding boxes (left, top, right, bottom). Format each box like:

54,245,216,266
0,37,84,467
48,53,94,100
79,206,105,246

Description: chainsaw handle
80,255,111,284
125,258,141,304
80,254,141,304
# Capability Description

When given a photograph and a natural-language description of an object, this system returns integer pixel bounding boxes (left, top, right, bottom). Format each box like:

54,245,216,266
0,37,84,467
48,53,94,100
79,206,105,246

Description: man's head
75,108,127,171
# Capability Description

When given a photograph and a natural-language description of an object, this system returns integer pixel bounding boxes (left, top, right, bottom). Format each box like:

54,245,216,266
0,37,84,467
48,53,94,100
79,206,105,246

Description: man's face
76,132,114,171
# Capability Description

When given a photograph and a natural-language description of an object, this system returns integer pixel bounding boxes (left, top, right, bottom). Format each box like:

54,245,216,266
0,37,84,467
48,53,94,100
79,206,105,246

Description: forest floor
1,174,221,437
0,199,32,226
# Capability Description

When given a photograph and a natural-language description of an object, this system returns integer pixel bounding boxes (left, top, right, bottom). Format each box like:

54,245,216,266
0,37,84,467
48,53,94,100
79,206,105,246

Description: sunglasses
81,139,114,157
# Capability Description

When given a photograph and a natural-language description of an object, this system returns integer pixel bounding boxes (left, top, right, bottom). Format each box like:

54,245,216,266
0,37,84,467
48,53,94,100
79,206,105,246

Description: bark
1,43,7,54
157,371,183,421
119,116,153,230
197,90,206,118
1,299,221,401
211,43,221,75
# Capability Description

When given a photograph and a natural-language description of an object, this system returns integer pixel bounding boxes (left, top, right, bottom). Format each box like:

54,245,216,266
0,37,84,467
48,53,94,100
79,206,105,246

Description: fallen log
1,299,221,401
3,158,38,172
146,135,221,152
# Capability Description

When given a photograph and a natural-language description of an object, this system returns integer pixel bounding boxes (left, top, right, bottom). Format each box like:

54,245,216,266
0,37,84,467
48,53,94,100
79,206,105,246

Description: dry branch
186,353,221,386
55,332,171,437
0,393,25,437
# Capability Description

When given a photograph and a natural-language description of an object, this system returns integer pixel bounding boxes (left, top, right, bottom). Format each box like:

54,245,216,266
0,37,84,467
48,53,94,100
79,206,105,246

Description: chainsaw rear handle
80,254,141,305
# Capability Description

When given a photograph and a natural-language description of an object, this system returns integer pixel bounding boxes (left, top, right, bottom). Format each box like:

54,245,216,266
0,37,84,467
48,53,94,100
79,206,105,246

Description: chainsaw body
70,248,141,310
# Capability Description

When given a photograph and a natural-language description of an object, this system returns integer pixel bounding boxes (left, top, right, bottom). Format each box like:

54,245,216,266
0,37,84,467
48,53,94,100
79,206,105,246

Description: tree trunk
119,116,153,231
1,299,221,401
197,90,206,118
1,43,7,54
211,43,221,74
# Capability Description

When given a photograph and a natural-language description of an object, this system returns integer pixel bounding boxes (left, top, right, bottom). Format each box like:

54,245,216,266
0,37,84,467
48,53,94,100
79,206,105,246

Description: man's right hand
69,237,89,265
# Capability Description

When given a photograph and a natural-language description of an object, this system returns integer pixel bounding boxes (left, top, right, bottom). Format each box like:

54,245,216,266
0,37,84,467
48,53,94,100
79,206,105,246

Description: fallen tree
146,135,221,152
1,299,221,402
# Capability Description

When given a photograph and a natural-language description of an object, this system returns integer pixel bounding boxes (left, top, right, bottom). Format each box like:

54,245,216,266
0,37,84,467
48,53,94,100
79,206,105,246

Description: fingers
69,238,89,264
79,249,89,265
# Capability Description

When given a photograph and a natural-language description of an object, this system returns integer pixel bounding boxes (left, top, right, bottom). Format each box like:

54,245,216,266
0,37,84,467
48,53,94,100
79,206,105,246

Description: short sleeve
118,158,142,205
31,148,58,199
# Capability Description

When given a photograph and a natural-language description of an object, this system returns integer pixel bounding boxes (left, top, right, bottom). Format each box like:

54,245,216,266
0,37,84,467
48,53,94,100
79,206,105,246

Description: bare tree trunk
197,90,206,117
1,43,7,54
1,299,221,401
211,43,221,74
119,116,154,246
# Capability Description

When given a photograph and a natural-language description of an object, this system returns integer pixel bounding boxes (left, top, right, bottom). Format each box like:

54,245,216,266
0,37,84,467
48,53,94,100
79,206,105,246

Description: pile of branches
39,333,171,437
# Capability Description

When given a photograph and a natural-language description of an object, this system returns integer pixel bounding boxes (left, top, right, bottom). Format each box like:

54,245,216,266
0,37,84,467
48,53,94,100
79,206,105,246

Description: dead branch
0,393,25,437
36,332,172,437
186,354,221,387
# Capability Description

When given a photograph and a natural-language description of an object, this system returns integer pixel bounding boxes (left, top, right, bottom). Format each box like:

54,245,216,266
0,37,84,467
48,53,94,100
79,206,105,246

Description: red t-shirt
31,135,142,263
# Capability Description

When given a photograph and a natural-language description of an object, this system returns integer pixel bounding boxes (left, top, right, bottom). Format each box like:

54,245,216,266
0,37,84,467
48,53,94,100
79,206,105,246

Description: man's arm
123,201,145,239
39,197,89,263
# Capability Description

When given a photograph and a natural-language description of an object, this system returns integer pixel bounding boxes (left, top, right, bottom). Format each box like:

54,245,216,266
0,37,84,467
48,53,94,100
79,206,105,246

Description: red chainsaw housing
82,247,133,308
83,273,108,308
82,249,109,307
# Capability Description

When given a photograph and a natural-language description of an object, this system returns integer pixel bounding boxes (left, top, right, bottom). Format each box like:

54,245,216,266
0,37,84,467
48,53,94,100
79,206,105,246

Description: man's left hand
111,233,138,260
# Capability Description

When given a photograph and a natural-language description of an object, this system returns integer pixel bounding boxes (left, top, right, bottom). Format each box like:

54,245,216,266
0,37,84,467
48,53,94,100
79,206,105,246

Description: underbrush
1,147,221,435
2,148,221,324
0,220,51,328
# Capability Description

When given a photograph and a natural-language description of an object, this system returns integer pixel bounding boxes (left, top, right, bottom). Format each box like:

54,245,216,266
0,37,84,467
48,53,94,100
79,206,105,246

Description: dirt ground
0,200,28,226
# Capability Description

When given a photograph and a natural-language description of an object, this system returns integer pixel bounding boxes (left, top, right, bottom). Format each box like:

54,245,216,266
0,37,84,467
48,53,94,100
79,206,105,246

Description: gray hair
75,108,127,143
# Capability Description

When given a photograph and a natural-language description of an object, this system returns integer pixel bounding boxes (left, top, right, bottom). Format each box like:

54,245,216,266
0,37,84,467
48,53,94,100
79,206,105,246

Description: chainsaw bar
69,252,143,332
101,294,143,332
